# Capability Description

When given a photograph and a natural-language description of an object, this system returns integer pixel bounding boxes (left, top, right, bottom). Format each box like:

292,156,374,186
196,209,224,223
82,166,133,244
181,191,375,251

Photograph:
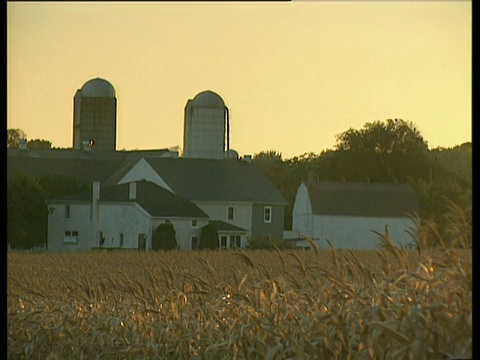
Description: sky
7,1,471,159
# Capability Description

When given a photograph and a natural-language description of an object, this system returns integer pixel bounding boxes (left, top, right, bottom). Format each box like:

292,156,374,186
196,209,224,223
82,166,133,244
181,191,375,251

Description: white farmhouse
113,157,287,244
46,180,211,251
46,156,286,251
291,179,419,250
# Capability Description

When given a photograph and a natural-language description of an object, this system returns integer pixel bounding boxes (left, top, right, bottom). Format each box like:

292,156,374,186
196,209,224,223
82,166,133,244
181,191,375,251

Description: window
228,207,234,220
63,230,78,244
264,206,272,223
191,236,199,250
165,219,171,224
230,235,241,248
221,236,227,249
191,220,198,228
65,205,70,219
119,233,124,247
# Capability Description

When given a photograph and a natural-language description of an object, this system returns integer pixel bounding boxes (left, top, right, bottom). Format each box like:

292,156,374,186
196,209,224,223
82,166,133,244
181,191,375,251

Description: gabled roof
51,181,209,219
142,157,287,204
7,148,176,184
305,181,419,217
209,220,247,233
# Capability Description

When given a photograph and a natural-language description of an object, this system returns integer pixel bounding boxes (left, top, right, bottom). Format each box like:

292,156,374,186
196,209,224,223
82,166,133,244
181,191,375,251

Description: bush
199,223,219,250
152,223,177,250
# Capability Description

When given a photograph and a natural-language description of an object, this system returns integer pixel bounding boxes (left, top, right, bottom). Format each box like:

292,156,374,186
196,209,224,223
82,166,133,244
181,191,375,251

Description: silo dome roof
80,78,116,98
191,90,225,109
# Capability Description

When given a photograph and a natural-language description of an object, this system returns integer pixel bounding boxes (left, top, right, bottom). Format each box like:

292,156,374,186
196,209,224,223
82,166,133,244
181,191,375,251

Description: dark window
191,236,199,250
63,230,78,244
221,236,227,249
229,235,241,248
264,206,272,223
65,205,70,219
120,233,124,247
228,207,234,220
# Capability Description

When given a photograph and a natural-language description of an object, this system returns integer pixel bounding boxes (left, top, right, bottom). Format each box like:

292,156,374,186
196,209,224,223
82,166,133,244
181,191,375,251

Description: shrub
152,223,177,250
199,223,219,250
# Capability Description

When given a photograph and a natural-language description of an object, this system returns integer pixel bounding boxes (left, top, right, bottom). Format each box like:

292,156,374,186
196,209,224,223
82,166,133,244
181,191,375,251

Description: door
138,234,146,251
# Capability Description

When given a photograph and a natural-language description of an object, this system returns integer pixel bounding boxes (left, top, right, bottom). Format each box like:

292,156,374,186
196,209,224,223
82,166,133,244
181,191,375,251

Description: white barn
291,180,419,250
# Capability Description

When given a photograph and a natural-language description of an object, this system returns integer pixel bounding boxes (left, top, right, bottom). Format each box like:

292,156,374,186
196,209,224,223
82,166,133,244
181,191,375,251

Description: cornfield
8,242,471,359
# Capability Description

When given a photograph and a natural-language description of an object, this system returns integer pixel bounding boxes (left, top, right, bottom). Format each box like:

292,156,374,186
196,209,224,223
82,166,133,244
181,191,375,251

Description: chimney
129,182,137,200
92,182,100,246
92,181,100,203
243,155,252,163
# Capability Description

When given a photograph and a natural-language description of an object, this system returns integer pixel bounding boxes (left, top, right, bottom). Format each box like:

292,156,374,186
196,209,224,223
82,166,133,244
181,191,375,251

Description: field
8,244,472,359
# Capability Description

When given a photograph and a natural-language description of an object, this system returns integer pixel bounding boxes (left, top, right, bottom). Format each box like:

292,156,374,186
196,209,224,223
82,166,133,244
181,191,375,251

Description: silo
183,90,230,159
73,78,117,151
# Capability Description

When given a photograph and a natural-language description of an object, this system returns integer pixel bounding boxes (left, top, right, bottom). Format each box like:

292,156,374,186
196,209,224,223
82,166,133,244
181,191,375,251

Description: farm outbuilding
291,179,419,250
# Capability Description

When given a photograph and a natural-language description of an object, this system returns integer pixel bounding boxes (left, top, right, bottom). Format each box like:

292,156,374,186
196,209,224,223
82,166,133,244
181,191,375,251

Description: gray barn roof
305,181,419,217
51,180,208,219
7,148,175,184
142,157,288,204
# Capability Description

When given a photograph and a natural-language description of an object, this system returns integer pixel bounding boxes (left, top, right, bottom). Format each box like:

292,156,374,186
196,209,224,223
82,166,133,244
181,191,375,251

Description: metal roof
305,181,419,217
52,181,209,219
143,157,288,204
209,220,247,233
7,148,174,184
189,90,225,109
80,78,116,98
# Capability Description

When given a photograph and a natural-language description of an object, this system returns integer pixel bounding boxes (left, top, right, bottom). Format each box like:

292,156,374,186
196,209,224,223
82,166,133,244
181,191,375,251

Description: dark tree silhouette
152,223,177,250
199,223,219,250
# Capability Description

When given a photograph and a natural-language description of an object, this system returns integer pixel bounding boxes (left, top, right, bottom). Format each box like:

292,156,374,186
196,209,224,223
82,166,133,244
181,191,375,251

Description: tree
152,223,177,250
28,139,52,149
199,223,219,250
7,128,27,148
7,173,91,249
333,119,430,183
7,173,48,249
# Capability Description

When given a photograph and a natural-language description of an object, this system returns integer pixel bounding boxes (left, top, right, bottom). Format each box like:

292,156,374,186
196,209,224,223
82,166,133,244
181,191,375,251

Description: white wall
292,183,314,238
47,202,93,251
301,215,416,250
98,203,152,249
118,159,173,192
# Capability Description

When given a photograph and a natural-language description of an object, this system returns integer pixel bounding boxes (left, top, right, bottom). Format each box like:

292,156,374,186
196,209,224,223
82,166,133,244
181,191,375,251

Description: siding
302,215,416,250
47,203,93,251
98,203,151,249
195,202,252,236
251,204,284,241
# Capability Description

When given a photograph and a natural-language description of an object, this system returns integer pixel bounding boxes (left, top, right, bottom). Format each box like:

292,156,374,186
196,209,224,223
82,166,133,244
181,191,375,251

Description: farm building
291,178,419,250
46,180,216,251
45,156,286,251
113,156,288,244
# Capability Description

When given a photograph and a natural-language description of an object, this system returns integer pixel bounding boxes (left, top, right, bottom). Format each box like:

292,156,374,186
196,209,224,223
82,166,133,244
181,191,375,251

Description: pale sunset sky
7,1,471,159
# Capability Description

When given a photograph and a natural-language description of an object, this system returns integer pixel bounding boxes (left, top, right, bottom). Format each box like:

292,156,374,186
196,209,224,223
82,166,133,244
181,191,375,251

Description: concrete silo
183,90,230,159
73,78,117,151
